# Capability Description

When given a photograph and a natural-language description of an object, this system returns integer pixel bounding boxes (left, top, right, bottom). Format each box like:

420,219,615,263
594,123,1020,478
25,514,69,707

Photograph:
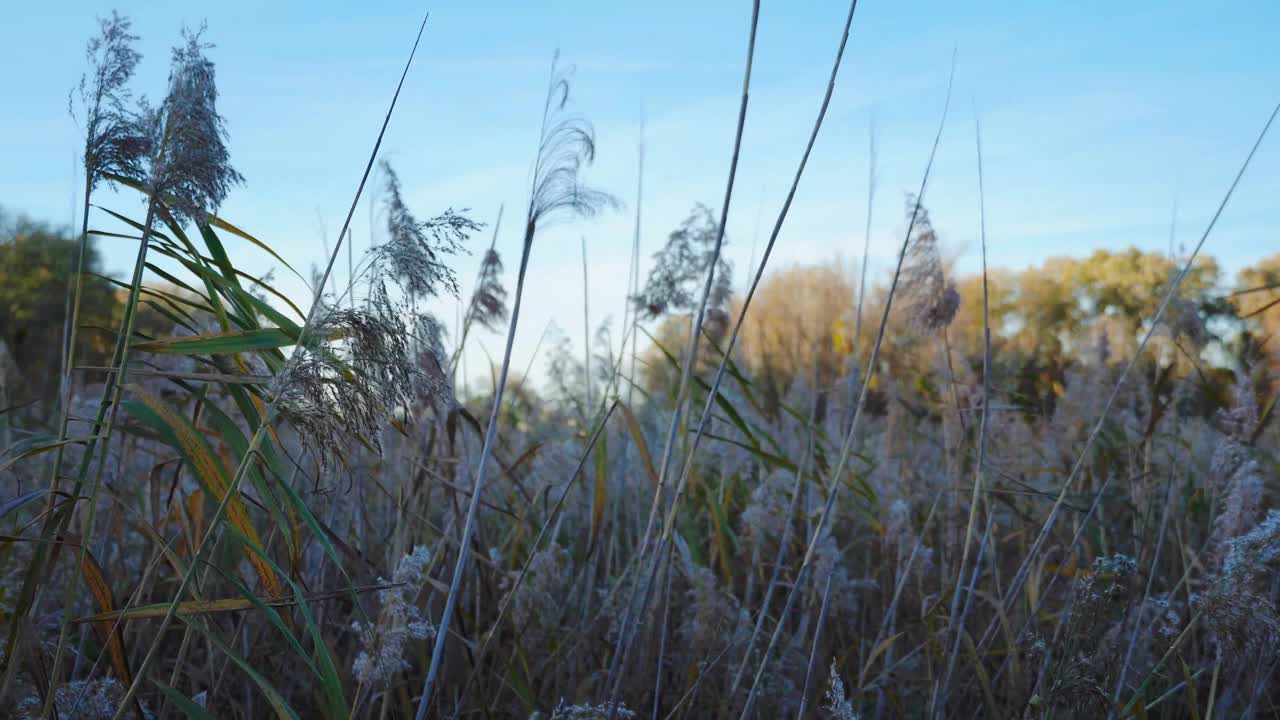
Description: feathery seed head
900,194,959,331
377,160,479,299
351,545,437,686
274,283,429,466
73,12,149,190
468,247,510,331
546,700,637,719
147,25,244,222
526,53,618,235
633,203,732,320
823,661,859,720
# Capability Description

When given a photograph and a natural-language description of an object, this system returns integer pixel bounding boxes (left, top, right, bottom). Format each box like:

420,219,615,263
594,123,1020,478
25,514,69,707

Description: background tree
1234,252,1280,380
0,209,119,417
738,263,857,404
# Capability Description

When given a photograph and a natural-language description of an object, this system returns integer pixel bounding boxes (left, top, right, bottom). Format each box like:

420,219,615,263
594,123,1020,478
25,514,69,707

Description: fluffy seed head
633,203,733,320
146,25,244,222
526,53,618,235
73,12,149,190
899,194,959,331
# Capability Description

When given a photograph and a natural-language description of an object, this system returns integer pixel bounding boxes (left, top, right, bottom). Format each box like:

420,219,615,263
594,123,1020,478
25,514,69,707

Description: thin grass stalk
857,493,944,690
754,34,958,720
661,640,737,720
22,163,108,707
618,24,755,616
727,394,819,701
1113,470,1174,705
990,100,1279,636
948,513,994,714
665,0,863,535
1119,605,1205,716
5,185,156,709
48,195,160,714
582,236,592,413
419,71,559,720
844,116,876,433
46,168,97,502
601,4,760,704
1205,656,1222,720
795,562,836,720
932,109,993,717
618,6,862,709
651,554,675,720
737,558,803,717
627,124,645,410
446,401,619,714
109,16,430,717
982,471,1120,700
64,483,186,715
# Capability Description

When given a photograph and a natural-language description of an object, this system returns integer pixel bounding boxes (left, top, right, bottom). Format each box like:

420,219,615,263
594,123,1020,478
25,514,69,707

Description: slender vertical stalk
743,51,953,720
650,556,674,720
844,116,876,434
582,236,592,414
728,392,819,701
420,48,614,716
48,192,160,714
796,570,835,720
627,124,645,409
1113,470,1174,704
49,170,96,495
602,6,760,705
419,230,531,717
622,4,865,708
933,108,993,716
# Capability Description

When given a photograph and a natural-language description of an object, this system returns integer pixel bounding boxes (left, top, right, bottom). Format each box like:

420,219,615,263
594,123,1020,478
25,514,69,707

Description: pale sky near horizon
3,1,1278,389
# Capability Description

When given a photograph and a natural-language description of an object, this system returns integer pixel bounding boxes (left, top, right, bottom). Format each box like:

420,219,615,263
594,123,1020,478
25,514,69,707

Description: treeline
5,202,1279,429
636,204,1280,421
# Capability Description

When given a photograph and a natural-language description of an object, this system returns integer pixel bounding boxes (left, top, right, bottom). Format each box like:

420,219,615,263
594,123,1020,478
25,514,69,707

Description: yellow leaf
135,391,284,604
71,537,133,687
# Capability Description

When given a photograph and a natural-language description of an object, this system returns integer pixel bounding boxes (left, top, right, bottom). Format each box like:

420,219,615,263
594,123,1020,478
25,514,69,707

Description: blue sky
3,1,1278,387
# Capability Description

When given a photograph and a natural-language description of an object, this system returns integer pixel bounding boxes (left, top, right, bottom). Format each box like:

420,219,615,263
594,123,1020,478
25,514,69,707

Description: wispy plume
899,194,959,332
351,546,437,686
1201,510,1280,659
274,282,427,465
633,203,733,321
419,51,616,717
822,661,859,720
143,24,244,222
71,11,148,189
376,160,479,299
526,53,619,234
544,700,637,720
467,247,510,331
1209,366,1263,548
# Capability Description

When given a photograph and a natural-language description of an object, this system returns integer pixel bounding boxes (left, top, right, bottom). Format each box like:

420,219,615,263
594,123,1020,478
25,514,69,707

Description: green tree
0,209,119,415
